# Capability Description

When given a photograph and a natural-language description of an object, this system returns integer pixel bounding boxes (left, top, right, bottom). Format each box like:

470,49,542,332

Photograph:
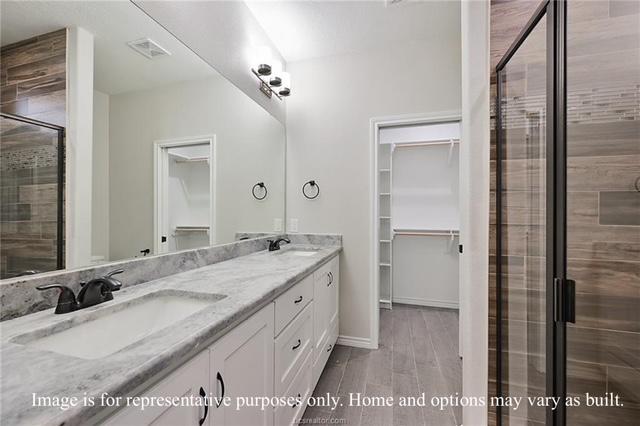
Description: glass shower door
497,9,548,426
497,9,547,425
0,114,64,278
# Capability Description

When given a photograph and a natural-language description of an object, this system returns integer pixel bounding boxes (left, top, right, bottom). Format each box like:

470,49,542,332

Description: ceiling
244,0,460,63
1,1,217,95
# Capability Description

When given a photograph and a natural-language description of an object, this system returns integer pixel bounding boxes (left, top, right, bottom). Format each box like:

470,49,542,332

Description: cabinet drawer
275,302,313,395
275,274,313,335
275,350,313,426
313,316,339,389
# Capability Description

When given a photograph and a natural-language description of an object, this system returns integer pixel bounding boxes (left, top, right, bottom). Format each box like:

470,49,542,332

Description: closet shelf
380,216,391,219
379,169,390,172
393,138,460,148
380,193,391,196
379,263,391,267
380,240,391,243
174,225,210,232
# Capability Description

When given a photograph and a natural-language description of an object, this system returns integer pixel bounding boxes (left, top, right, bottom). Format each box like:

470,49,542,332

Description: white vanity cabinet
211,304,275,426
103,255,340,426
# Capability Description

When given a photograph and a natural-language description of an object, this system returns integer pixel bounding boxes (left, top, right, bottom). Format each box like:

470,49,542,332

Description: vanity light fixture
251,46,291,99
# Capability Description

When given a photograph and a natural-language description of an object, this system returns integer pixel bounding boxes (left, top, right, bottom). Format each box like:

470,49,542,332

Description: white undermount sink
12,290,225,360
288,250,318,257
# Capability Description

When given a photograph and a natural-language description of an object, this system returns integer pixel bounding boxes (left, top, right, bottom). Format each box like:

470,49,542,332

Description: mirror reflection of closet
155,139,215,254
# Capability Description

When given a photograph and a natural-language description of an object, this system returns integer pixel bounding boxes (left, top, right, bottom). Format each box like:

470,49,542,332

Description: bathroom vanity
0,241,341,426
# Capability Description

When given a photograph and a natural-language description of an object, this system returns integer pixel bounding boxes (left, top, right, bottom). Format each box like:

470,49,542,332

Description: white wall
286,34,461,345
92,90,109,261
108,75,285,261
65,27,94,269
461,0,490,424
134,0,287,124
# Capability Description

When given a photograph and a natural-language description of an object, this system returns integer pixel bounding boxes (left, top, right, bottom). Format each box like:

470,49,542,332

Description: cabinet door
313,265,330,362
104,351,210,426
327,257,339,327
210,304,274,426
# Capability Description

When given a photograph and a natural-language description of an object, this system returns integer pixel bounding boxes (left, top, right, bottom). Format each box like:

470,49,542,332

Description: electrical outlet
289,218,299,233
273,218,283,232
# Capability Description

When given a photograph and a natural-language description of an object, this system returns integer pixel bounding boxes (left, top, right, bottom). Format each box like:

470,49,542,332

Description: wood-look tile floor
301,304,461,426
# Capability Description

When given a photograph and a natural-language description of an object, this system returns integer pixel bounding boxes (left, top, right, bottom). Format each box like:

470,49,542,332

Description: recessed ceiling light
127,38,171,59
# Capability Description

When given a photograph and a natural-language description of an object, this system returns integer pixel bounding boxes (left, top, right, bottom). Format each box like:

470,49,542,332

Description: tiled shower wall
489,1,639,425
0,29,66,278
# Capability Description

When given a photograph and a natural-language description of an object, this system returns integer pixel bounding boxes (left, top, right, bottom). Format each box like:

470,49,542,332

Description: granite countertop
0,244,341,426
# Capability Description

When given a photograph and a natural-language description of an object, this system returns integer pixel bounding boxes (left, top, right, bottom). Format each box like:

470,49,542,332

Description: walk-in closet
377,119,461,310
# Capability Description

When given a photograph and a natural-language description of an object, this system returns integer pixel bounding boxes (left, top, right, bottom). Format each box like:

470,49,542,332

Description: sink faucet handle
105,269,124,278
35,284,78,314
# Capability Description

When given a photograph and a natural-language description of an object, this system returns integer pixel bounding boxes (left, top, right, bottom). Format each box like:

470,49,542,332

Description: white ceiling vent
127,38,171,59
385,0,405,6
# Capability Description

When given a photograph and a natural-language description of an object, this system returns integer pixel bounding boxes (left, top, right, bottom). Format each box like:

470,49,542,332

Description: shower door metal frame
0,112,65,271
495,0,569,425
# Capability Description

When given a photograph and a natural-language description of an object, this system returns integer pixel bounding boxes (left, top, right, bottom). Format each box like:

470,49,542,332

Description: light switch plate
289,218,299,233
273,218,283,232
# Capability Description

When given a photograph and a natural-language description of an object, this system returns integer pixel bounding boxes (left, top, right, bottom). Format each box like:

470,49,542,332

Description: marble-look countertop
0,244,341,426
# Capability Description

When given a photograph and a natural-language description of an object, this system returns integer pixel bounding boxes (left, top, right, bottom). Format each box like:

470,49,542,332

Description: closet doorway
371,112,463,351
154,137,216,255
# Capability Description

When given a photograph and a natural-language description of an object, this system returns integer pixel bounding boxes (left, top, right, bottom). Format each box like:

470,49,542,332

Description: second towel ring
302,180,320,199
252,182,267,200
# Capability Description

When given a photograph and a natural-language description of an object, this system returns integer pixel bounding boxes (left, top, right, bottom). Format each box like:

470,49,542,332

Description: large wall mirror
0,1,285,279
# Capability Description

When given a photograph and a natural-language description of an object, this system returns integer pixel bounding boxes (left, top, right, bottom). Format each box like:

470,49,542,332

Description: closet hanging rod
393,138,460,148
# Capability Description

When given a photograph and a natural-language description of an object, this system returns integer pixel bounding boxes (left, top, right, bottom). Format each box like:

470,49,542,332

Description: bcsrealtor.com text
32,392,624,413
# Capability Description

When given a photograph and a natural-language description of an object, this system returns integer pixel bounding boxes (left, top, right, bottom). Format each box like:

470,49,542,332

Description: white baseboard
392,296,459,309
336,335,376,349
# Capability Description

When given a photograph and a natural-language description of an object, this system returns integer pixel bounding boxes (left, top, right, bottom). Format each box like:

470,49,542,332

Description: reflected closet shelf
174,226,210,233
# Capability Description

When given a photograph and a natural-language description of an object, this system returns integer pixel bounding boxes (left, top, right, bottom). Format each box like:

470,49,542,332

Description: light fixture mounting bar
251,68,283,100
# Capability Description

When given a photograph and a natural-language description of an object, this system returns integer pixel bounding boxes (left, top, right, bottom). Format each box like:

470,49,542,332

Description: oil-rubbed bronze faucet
268,238,291,251
36,269,124,314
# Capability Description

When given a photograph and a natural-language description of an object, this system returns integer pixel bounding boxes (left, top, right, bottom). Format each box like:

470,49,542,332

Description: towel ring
302,180,320,200
252,182,267,200
635,176,640,193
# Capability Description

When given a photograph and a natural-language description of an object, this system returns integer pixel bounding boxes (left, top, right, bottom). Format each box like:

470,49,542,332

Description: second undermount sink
288,250,319,257
12,290,225,360
276,248,319,257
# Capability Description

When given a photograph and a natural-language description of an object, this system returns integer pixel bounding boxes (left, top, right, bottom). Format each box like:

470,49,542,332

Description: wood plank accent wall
489,1,640,425
1,29,66,126
0,29,66,278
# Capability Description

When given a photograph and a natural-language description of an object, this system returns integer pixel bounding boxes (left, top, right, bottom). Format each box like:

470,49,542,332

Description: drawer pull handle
327,272,333,286
294,296,303,304
199,387,209,425
216,372,225,408
292,339,301,350
292,393,302,408
327,344,333,352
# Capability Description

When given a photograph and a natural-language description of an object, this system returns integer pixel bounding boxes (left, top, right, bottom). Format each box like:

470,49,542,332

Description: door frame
369,111,462,351
495,0,568,424
153,135,217,254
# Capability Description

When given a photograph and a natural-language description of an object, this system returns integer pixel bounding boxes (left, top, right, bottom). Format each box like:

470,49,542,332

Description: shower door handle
554,278,576,323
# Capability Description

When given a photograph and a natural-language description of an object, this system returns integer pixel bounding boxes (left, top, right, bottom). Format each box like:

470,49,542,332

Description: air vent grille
127,38,171,59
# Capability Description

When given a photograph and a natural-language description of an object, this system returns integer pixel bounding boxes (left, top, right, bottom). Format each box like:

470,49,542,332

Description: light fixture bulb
269,61,283,87
254,46,272,76
279,71,291,96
